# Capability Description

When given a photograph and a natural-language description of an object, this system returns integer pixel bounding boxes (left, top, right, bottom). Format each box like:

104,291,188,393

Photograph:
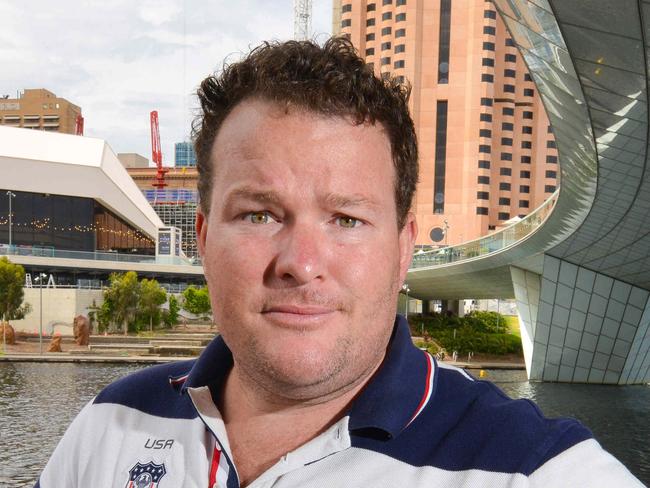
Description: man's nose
273,223,326,285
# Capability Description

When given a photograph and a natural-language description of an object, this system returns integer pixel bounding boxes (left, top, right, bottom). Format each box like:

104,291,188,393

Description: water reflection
1,364,648,487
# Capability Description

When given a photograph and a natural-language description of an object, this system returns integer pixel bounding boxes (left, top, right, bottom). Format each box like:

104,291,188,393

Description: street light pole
35,273,46,354
6,191,15,248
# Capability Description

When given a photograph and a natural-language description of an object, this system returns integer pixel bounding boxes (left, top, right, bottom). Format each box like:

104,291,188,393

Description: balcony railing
410,189,559,269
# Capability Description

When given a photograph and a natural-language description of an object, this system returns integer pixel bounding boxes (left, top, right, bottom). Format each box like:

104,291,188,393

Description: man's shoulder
93,359,198,419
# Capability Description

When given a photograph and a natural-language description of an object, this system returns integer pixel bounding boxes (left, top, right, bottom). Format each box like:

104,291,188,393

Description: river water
0,363,648,487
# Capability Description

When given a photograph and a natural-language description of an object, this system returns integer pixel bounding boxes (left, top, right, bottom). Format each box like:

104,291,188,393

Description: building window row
505,53,516,63
546,170,557,178
438,0,452,84
342,18,352,27
520,185,530,193
521,155,531,164
521,140,532,149
498,212,510,220
480,113,492,122
484,25,496,35
477,191,490,200
382,26,391,35
500,168,512,176
520,200,530,208
342,3,352,13
396,28,406,37
499,197,510,205
547,155,558,164
478,176,490,184
520,170,531,178
482,74,494,83
395,44,405,53
394,60,405,69
484,9,497,19
500,182,511,191
477,207,489,215
545,185,557,192
478,160,490,169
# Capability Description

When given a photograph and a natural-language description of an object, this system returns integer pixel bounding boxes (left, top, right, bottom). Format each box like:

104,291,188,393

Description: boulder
0,322,16,345
73,314,90,346
47,334,62,353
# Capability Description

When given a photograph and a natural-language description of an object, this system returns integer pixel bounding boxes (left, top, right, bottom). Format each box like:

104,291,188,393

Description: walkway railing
0,244,202,267
410,189,559,269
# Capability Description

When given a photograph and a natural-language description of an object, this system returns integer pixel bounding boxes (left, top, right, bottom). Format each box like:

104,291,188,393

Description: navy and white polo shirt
36,316,642,487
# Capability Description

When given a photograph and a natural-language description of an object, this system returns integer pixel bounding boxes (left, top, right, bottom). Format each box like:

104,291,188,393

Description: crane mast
293,0,312,41
150,110,168,188
75,114,84,136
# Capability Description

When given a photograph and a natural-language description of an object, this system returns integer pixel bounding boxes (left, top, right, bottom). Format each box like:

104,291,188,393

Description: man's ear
397,212,418,287
196,210,208,257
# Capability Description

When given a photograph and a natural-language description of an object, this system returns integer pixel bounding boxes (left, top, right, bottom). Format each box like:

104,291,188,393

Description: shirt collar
178,315,435,440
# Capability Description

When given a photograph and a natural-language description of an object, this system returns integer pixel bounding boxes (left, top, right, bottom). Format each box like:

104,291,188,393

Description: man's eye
336,216,361,228
246,211,273,224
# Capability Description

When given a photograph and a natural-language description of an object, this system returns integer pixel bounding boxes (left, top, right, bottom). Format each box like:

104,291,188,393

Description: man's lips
262,305,335,315
261,304,337,326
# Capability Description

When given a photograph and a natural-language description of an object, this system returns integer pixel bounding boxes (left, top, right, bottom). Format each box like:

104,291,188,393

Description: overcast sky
0,0,333,166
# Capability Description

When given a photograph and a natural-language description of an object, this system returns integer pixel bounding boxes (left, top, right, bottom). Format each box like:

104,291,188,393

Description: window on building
366,48,375,56
520,170,531,178
521,155,531,164
433,100,448,213
478,176,490,184
482,58,495,67
483,42,495,51
342,19,352,27
505,53,517,62
483,26,496,35
547,140,556,148
383,0,392,4
524,88,534,96
505,38,516,47
546,170,557,178
500,167,512,176
480,113,492,122
381,26,392,35
522,126,533,134
478,160,491,169
523,111,533,119
479,129,492,138
396,28,406,37
367,18,376,26
501,138,513,146
477,207,489,215
380,56,391,65
367,3,376,10
381,41,391,50
504,69,516,77
438,0,452,84
396,12,406,21
520,185,530,193
521,141,532,149
546,155,558,164
395,44,405,53
484,9,497,19
366,33,376,41
502,122,513,131
395,75,405,83
499,182,511,191
524,73,533,81
342,4,352,13
503,84,515,93
499,197,511,205
396,0,406,5
482,74,494,82
519,200,530,208
503,107,514,116
481,97,493,107
382,12,392,20
498,212,511,220
545,185,557,193
548,125,553,133
394,60,405,68
477,191,490,200
479,145,491,154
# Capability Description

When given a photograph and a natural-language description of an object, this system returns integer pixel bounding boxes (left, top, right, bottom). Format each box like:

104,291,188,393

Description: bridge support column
441,300,464,317
511,255,650,384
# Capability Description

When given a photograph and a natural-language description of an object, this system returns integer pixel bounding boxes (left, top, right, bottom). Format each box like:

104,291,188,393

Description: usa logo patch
126,461,167,487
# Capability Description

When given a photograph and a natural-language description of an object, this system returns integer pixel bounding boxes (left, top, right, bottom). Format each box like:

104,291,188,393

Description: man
37,38,642,487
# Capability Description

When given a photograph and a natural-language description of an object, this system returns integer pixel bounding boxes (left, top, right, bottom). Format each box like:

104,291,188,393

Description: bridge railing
410,189,559,269
0,244,202,267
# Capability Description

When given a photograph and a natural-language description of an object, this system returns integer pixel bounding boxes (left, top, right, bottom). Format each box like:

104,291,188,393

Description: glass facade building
174,141,197,167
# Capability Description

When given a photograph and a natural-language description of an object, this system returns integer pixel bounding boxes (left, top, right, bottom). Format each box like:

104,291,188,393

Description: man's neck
218,362,380,487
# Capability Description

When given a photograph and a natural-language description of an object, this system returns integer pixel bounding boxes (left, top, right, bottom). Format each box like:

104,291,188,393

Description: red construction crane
75,114,84,135
150,110,168,188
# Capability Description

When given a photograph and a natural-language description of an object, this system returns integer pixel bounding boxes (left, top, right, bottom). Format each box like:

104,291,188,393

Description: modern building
0,89,82,134
334,0,558,246
126,166,200,258
174,141,197,167
118,153,150,169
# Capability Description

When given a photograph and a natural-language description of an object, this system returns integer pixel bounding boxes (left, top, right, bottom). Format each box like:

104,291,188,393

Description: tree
0,257,30,322
182,285,211,317
138,278,167,332
104,271,140,335
163,294,180,328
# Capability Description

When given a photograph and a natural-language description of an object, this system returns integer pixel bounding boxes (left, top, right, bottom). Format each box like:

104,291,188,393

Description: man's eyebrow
224,186,283,206
324,193,380,209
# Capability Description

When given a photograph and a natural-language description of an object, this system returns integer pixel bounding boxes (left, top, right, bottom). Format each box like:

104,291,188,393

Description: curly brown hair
193,36,418,228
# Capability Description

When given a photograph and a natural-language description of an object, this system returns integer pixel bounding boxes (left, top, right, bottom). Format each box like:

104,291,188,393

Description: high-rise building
0,89,82,134
335,0,558,246
174,141,197,167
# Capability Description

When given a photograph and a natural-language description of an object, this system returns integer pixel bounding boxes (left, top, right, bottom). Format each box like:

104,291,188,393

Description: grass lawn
502,315,520,337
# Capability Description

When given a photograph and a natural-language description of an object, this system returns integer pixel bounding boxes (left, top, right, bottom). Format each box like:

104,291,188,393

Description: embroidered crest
126,461,167,488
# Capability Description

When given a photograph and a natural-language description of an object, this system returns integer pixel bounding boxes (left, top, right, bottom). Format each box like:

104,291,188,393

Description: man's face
197,98,417,401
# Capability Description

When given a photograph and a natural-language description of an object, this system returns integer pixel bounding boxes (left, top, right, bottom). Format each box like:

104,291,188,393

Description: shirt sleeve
529,438,645,488
35,398,96,488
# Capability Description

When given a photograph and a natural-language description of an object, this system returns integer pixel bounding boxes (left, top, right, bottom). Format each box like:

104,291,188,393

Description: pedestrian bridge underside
406,0,650,384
